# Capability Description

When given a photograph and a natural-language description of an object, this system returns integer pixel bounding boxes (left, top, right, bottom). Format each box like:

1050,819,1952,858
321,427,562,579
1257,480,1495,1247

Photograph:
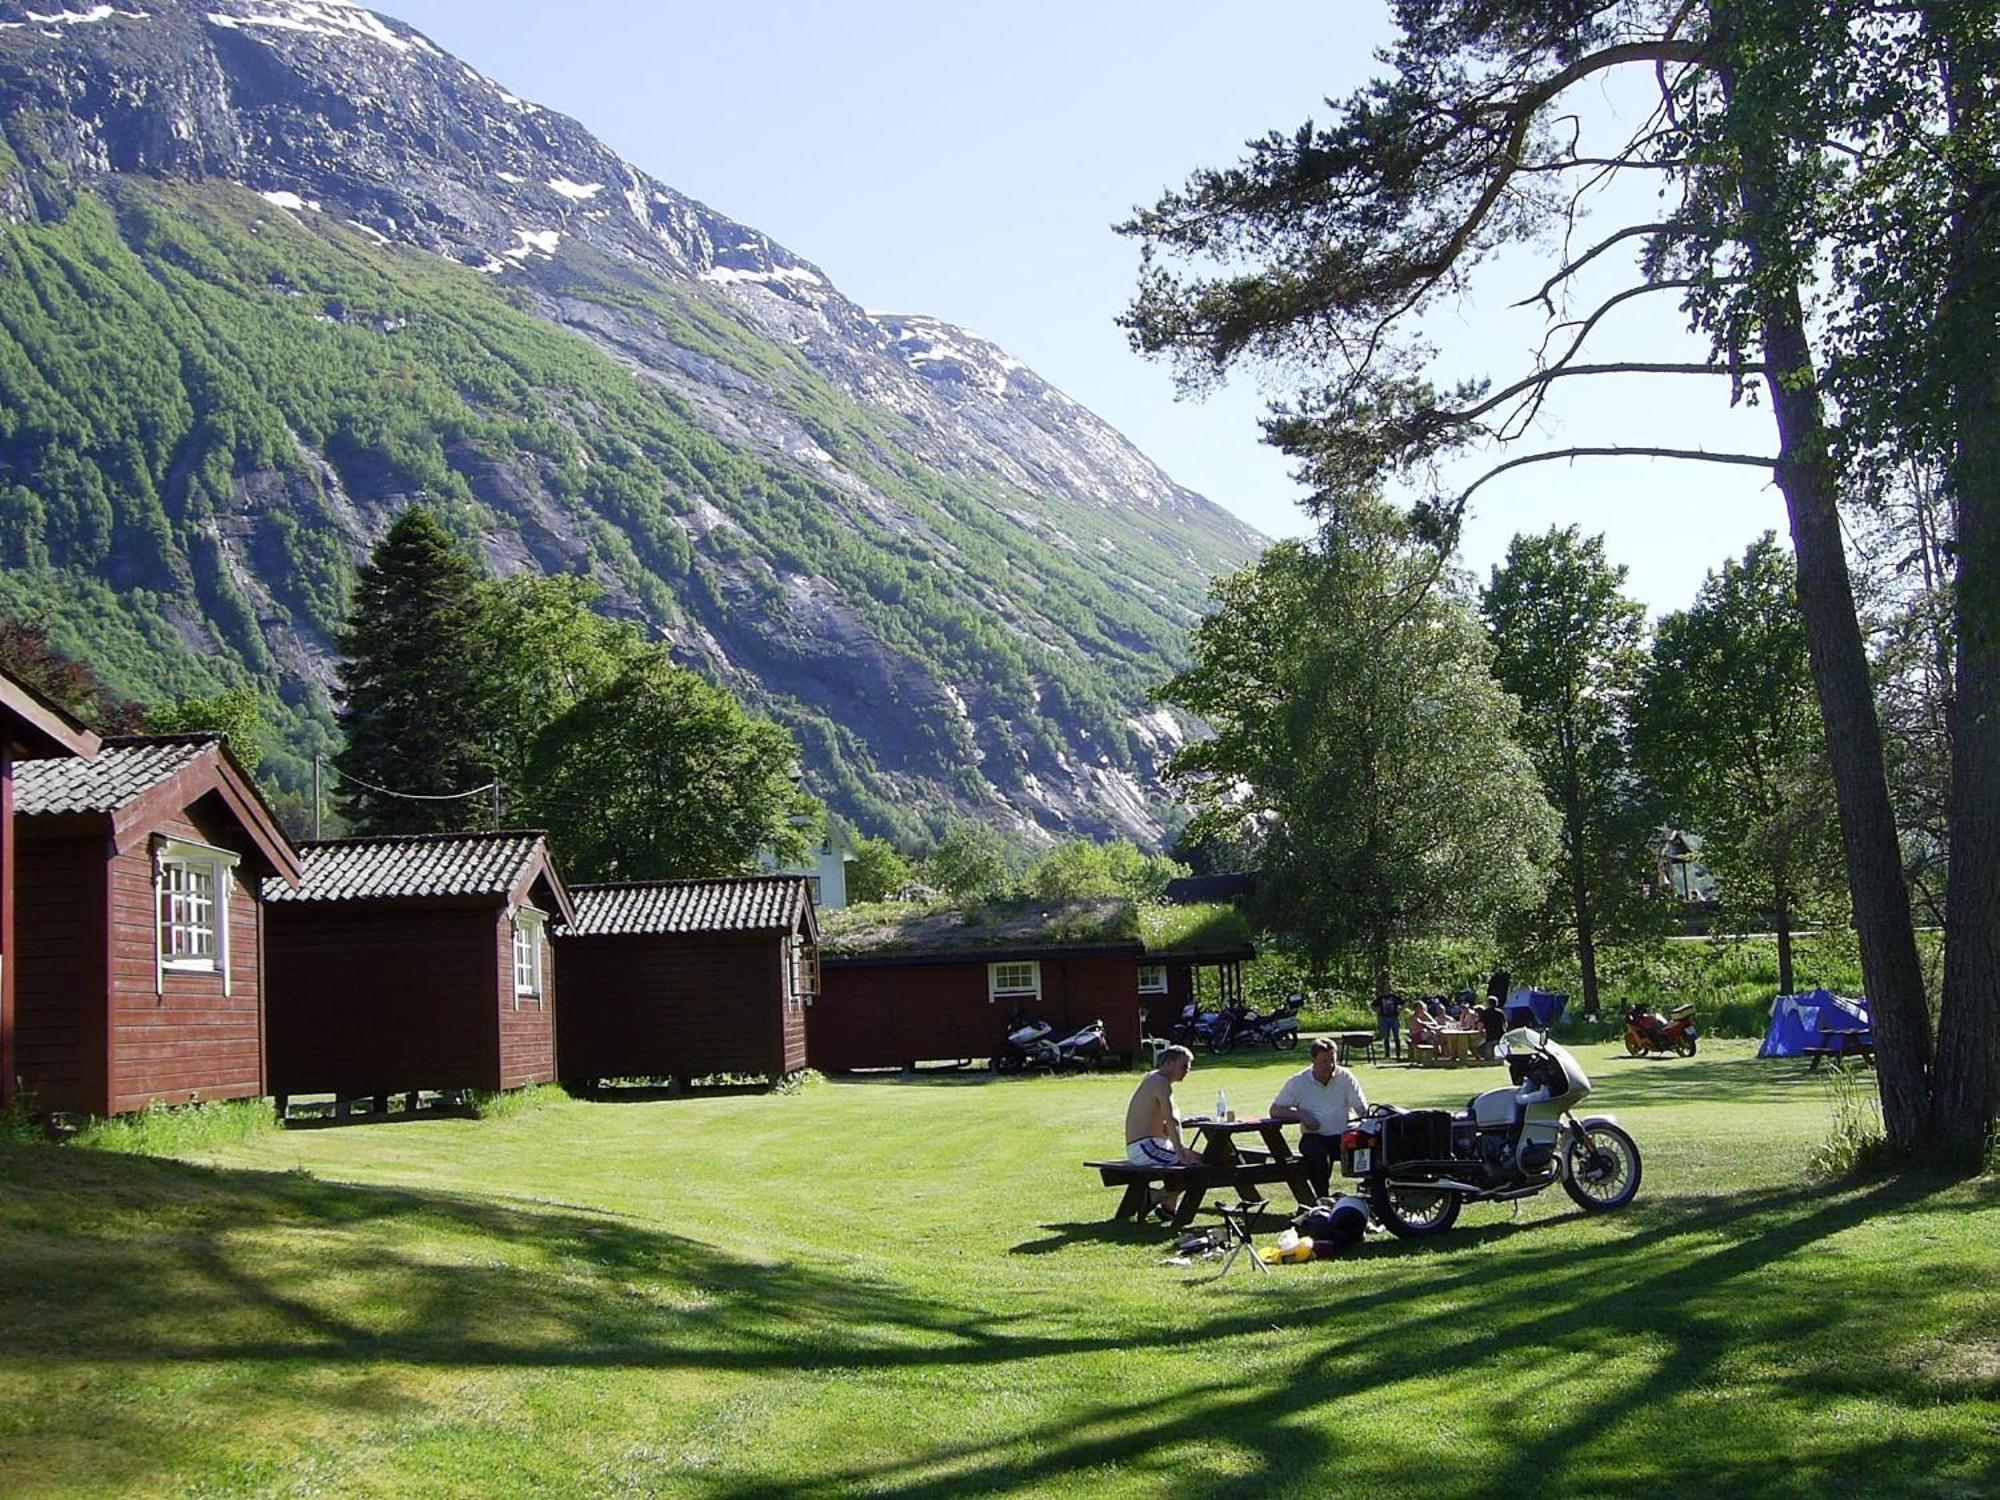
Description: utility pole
313,756,322,840
492,780,502,831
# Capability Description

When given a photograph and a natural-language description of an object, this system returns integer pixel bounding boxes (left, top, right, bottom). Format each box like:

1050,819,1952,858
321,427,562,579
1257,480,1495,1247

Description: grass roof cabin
555,876,819,1088
0,668,99,1112
262,832,572,1109
1138,901,1258,1033
812,898,1146,1071
12,734,300,1118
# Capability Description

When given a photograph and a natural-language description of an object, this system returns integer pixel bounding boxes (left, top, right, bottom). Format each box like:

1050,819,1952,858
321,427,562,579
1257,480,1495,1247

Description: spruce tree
333,508,495,834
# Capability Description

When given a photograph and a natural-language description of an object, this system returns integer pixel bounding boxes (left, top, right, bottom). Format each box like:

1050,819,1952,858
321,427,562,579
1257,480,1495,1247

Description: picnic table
1414,1027,1492,1067
1804,1029,1876,1070
1087,1116,1316,1229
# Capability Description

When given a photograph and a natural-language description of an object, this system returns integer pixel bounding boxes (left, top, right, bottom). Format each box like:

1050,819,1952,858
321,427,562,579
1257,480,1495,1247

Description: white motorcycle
1338,1027,1642,1238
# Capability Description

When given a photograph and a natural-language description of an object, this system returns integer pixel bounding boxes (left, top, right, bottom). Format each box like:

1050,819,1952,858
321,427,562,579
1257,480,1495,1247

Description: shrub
466,1083,567,1121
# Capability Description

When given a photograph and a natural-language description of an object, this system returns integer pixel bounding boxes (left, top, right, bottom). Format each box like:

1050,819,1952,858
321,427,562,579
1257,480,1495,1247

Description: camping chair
1210,1199,1272,1277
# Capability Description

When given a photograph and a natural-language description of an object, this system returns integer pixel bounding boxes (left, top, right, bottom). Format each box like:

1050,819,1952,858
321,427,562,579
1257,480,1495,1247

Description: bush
1806,1067,1892,1181
70,1096,279,1155
466,1084,567,1121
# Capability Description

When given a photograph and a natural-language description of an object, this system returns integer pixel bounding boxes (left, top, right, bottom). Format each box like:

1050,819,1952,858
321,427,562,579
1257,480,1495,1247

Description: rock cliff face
0,0,1262,843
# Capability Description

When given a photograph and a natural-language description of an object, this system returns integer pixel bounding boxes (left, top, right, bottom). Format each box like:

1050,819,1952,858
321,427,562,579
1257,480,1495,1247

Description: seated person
1268,1037,1368,1197
1124,1044,1202,1218
1408,1007,1437,1049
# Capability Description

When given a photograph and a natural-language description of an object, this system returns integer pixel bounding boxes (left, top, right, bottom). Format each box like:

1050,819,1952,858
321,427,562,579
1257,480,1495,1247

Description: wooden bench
1086,1157,1314,1228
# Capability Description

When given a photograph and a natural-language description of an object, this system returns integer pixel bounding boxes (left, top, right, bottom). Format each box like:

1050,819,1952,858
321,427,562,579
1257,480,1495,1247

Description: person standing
1373,991,1403,1060
1268,1037,1368,1198
1124,1044,1202,1218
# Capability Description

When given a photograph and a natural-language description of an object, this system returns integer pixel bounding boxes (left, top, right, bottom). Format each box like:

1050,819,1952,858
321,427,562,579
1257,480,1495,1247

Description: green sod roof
819,898,1140,959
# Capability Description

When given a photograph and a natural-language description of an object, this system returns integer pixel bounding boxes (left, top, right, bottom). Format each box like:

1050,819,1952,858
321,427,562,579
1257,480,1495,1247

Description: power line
313,756,504,836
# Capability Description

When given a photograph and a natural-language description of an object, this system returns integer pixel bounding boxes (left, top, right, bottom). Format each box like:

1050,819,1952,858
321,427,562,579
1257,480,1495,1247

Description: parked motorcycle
1624,1003,1699,1057
1209,996,1302,1054
1170,998,1220,1049
1337,1027,1642,1238
991,1012,1110,1073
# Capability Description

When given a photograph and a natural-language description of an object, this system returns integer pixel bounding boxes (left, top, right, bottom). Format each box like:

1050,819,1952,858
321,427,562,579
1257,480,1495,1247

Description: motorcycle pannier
1380,1109,1454,1165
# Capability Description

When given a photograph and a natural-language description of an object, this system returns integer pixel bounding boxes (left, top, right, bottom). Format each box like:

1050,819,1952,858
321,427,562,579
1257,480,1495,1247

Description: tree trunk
1563,745,1601,1017
1370,924,1392,1001
1732,119,1936,1148
1932,23,2000,1151
1775,896,1795,1001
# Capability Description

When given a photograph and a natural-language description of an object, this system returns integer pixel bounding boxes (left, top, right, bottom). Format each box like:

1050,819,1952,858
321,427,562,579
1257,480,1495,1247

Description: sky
380,0,1791,616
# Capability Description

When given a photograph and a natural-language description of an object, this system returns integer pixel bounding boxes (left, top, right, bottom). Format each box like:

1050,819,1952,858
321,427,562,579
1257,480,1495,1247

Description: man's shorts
1126,1136,1181,1168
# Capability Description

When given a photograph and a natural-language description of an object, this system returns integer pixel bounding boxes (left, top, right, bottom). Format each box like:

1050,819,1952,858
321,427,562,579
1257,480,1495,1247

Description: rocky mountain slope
0,0,1263,843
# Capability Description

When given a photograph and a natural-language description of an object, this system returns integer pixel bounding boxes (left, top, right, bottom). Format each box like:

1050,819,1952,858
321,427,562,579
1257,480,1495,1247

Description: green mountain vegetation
0,177,1254,839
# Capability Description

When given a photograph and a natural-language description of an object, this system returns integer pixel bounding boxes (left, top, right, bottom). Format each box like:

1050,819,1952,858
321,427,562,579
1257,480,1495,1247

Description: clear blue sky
380,0,1789,615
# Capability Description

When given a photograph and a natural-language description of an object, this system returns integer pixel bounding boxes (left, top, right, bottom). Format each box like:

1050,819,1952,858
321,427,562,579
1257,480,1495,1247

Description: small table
1178,1116,1317,1226
1334,1029,1377,1063
1437,1028,1482,1065
1806,1030,1876,1070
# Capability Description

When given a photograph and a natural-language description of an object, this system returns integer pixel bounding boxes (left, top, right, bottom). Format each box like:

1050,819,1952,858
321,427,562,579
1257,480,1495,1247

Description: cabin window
789,935,820,1007
1138,963,1168,995
989,960,1041,1003
513,908,545,1006
155,839,239,991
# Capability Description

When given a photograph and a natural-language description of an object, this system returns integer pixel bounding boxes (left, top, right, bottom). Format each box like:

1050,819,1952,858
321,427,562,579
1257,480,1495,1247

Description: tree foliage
1021,839,1186,903
918,820,1022,905
332,507,497,834
146,686,269,772
1162,512,1560,993
0,617,145,732
1482,527,1657,1012
520,656,818,883
843,835,914,905
1633,536,1845,996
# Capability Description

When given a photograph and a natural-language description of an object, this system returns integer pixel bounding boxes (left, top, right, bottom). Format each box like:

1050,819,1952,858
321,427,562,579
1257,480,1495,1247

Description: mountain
0,0,1263,845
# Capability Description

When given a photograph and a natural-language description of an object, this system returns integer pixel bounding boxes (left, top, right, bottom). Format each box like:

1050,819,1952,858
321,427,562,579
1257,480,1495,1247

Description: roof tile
14,735,218,818
564,877,810,937
264,832,549,904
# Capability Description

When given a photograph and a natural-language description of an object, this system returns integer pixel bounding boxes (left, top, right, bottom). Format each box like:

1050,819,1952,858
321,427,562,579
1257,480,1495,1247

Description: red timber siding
496,909,556,1090
13,833,107,1114
1,747,13,1110
557,932,799,1082
106,809,266,1114
16,807,266,1116
265,904,509,1097
810,955,1141,1072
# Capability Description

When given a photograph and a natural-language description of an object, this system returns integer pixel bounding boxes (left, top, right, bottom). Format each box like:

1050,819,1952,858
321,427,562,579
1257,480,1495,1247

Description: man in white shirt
1269,1037,1368,1198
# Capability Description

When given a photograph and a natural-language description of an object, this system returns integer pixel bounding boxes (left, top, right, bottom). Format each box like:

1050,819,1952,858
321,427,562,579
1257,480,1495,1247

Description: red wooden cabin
811,901,1144,1071
0,669,99,1111
262,832,573,1102
12,734,300,1117
556,876,818,1085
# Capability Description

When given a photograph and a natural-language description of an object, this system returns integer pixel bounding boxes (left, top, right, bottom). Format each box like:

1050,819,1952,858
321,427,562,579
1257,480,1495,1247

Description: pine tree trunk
1732,123,1936,1148
1931,25,2000,1151
1563,743,1600,1017
1775,898,1795,1001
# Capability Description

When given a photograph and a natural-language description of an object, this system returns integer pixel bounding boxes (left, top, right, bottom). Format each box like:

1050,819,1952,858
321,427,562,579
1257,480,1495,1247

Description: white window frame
154,838,239,996
988,960,1041,1004
1138,963,1168,995
512,906,546,1008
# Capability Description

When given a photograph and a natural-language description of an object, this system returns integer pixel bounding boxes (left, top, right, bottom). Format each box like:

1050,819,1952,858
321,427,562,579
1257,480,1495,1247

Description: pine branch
1447,445,1777,518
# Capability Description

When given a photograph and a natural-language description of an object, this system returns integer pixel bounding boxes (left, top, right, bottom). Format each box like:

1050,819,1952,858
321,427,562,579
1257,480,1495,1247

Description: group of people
1377,973,1512,1061
1123,1035,1367,1218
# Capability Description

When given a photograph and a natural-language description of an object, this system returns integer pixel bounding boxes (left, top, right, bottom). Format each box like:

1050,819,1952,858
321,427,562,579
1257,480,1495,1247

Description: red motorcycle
1624,1003,1698,1058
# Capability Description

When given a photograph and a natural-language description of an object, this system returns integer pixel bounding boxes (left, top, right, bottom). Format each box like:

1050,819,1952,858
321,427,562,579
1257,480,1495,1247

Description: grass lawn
1,1041,1994,1498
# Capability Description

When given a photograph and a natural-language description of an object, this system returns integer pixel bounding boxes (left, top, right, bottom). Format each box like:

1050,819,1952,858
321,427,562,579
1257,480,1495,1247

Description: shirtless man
1124,1044,1202,1218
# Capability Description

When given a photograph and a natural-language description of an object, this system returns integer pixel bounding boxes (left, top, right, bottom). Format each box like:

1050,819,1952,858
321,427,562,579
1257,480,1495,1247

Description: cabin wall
105,807,266,1114
810,955,1141,1072
495,909,556,1091
557,931,793,1082
13,832,108,1115
1,746,12,1111
266,904,506,1097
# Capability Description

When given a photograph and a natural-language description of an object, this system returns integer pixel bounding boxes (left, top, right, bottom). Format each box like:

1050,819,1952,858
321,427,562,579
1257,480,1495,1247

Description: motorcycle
1209,996,1302,1054
1624,1002,1699,1057
992,1012,1109,1073
1337,1026,1642,1238
1170,998,1220,1049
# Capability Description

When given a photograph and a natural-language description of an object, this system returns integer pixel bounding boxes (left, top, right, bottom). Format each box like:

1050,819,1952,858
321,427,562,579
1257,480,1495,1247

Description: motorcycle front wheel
1275,1030,1300,1051
1624,1034,1645,1057
1368,1176,1463,1238
1562,1124,1643,1212
1208,1029,1236,1056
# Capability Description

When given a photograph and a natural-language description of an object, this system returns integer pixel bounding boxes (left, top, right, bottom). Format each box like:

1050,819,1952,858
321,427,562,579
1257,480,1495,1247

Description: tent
1505,987,1568,1028
1758,988,1874,1058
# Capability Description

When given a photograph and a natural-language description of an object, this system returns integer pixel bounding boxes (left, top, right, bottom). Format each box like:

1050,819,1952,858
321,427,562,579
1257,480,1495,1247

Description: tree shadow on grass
0,1146,1988,1498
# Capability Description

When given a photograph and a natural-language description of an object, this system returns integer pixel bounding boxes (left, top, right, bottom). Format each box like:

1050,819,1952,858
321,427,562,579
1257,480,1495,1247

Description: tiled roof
14,735,218,817
263,832,550,904
565,877,811,937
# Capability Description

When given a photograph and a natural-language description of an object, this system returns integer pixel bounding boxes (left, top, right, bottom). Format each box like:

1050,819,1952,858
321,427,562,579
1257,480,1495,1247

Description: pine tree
333,508,496,834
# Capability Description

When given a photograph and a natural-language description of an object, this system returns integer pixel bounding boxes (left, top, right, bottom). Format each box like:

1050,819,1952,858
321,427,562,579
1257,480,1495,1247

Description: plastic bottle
1217,1088,1230,1121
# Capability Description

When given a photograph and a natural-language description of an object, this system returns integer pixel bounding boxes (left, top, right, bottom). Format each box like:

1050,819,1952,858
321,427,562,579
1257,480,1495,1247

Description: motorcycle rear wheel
1562,1123,1642,1212
1368,1176,1463,1238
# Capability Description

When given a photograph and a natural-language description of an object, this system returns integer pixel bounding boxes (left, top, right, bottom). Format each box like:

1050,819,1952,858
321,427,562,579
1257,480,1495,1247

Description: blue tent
1758,988,1874,1058
1505,987,1568,1028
